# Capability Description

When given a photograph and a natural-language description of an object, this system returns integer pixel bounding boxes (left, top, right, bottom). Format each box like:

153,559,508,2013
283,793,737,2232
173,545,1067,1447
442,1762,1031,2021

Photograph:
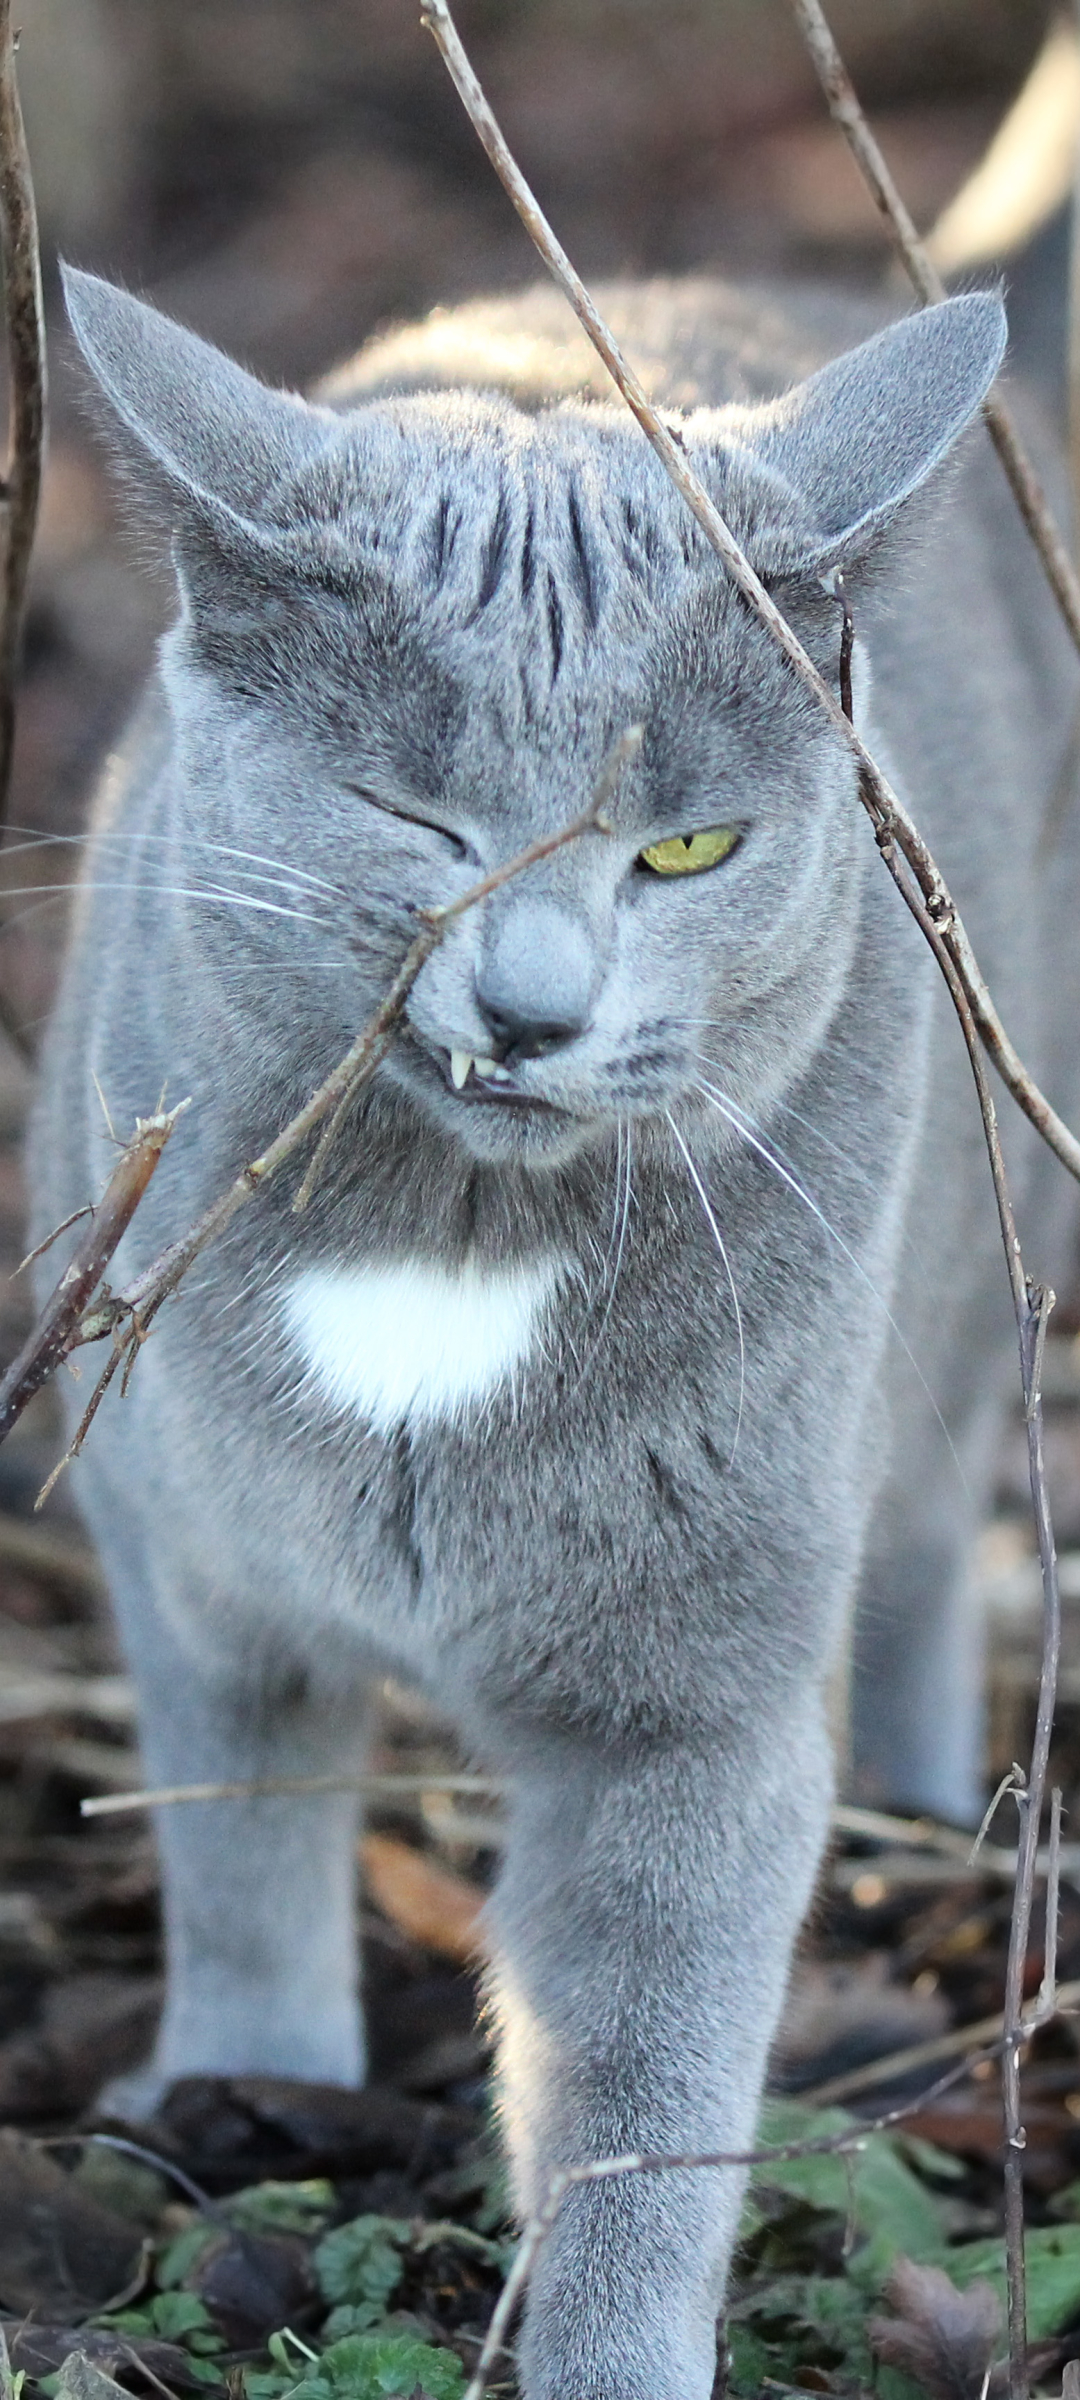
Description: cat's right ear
62,266,335,552
729,292,1007,581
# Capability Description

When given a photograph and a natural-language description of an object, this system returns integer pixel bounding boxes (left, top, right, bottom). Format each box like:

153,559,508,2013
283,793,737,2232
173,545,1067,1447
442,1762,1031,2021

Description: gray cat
30,264,1080,2400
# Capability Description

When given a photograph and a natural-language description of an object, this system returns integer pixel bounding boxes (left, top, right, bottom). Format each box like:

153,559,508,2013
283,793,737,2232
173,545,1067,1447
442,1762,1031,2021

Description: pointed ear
731,292,1007,579
61,265,336,543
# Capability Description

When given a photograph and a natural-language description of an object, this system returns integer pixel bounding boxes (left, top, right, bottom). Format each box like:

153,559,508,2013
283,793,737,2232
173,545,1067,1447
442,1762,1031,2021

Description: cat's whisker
0,879,326,927
0,825,352,905
569,1120,635,1389
664,1109,745,1467
693,1076,968,1493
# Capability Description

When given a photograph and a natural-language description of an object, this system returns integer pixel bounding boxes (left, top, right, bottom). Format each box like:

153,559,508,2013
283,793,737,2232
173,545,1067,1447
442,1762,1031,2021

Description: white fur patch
282,1256,562,1437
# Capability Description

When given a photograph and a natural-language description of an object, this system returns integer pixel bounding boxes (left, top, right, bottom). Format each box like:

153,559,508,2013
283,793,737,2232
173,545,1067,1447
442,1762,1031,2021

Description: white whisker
0,880,323,926
572,1120,635,1388
694,1077,967,1493
1,823,352,904
664,1109,745,1467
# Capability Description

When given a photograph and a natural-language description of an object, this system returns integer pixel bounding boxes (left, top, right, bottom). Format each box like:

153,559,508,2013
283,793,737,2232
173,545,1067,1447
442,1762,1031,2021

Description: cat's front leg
76,1464,372,2115
486,1703,834,2400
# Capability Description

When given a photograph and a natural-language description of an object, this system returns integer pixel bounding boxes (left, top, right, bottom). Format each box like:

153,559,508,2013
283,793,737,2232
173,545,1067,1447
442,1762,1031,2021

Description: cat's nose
475,997,583,1062
473,898,595,1064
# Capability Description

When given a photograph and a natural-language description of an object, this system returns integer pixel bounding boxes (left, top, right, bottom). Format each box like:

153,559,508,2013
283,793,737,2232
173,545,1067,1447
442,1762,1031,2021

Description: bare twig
0,0,43,815
81,1770,501,1818
420,0,1080,1192
0,4,45,1061
0,1102,188,1442
457,2033,1071,2400
1038,1787,1064,2018
417,18,1072,2399
291,726,637,1208
789,0,1080,664
969,1765,1027,1864
0,1509,104,1596
802,1973,1080,2111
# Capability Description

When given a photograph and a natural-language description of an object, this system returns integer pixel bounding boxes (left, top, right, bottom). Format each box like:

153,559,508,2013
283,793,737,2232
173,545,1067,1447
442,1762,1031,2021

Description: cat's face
64,270,1004,1171
160,398,867,1169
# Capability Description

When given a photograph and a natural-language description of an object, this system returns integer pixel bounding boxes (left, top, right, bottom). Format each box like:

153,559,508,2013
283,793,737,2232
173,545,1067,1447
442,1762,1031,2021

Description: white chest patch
282,1255,564,1438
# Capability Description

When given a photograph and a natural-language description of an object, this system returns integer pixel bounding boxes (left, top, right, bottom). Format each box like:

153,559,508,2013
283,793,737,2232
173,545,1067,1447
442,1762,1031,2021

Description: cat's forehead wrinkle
251,386,822,738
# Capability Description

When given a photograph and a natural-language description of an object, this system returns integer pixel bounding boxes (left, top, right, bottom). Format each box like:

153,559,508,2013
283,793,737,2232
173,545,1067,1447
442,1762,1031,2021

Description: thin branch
789,0,1080,665
81,1770,502,1819
0,0,43,809
1038,1787,1064,2019
458,2031,1073,2400
803,1974,1080,2111
291,727,637,1208
418,19,1070,2400
0,1102,189,1441
0,750,629,1486
421,0,1080,1192
0,3,44,1061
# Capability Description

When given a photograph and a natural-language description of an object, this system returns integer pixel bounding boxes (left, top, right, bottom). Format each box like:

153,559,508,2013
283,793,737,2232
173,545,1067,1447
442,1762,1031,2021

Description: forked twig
0,0,45,1060
421,0,1080,1194
0,1102,188,1442
788,0,1080,663
2,741,633,1483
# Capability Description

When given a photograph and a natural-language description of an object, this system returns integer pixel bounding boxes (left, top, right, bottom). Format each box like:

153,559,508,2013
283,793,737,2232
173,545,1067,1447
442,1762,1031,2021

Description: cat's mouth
434,1045,559,1111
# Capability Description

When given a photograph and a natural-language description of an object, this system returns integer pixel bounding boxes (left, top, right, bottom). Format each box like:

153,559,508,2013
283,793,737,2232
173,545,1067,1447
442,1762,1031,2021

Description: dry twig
788,0,1080,664
0,1,42,810
417,9,1074,2395
0,744,631,1486
420,0,1080,1195
0,1102,188,1443
81,1770,500,1819
0,1,44,1059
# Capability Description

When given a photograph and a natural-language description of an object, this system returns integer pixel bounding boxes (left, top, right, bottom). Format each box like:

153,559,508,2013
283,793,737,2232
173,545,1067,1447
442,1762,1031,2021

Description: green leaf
948,2224,1080,2341
104,2292,224,2351
727,2268,872,2392
156,2221,220,2290
226,2181,337,2237
319,2335,464,2400
314,2218,412,2311
749,2100,949,2278
321,2307,386,2342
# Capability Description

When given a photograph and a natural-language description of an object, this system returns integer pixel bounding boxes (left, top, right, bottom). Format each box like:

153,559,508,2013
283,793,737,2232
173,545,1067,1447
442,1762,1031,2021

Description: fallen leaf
2,2324,206,2391
0,2129,143,2316
869,2254,1001,2400
361,1836,484,1963
188,2226,317,2346
53,2353,128,2400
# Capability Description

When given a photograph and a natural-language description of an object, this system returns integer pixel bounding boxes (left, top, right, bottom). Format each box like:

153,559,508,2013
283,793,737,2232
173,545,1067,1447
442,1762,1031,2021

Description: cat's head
64,268,1004,1171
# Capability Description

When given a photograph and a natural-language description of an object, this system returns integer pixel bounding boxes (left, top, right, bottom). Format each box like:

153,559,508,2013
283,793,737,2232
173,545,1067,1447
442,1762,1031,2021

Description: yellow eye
638,826,741,876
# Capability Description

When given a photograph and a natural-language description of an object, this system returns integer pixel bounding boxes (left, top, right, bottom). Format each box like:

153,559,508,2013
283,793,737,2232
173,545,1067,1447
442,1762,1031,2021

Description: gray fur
32,266,1080,2399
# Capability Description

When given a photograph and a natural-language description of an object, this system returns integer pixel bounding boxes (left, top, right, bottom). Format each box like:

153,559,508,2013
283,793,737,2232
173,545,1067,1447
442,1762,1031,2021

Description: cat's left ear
727,291,1006,580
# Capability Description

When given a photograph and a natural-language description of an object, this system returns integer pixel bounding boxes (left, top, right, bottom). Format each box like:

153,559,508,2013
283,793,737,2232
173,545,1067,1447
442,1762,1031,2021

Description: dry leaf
0,2128,143,2317
870,2255,1002,2400
361,1833,485,1962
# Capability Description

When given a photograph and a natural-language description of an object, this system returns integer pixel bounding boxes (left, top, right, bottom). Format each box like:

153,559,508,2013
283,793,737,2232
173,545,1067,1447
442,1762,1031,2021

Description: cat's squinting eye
638,825,741,877
347,784,468,857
